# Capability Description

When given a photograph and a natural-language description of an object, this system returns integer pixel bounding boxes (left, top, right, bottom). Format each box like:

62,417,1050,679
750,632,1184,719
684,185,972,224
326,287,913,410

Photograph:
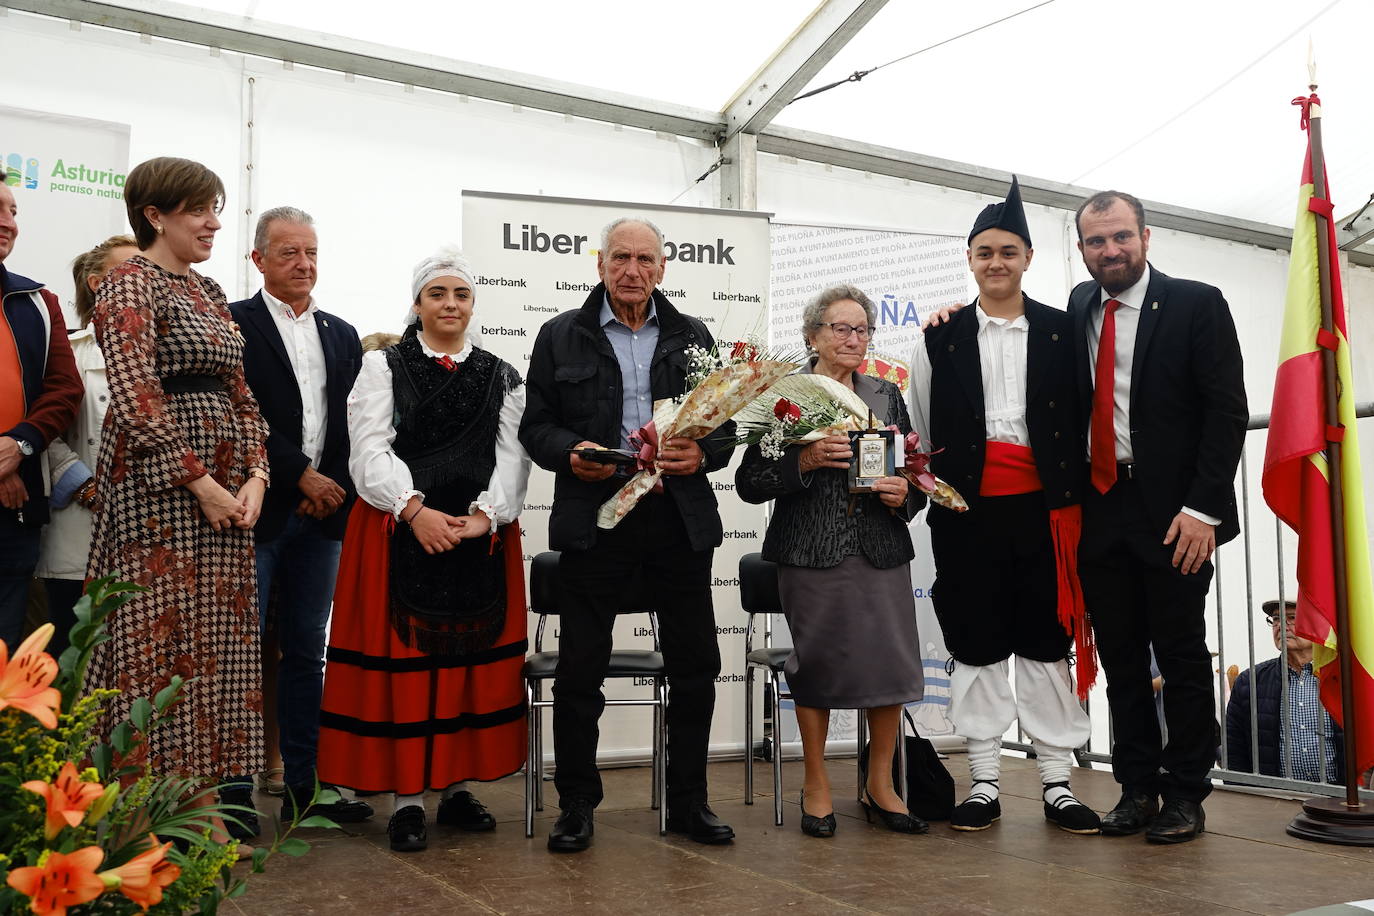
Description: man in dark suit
226,206,370,832
520,216,736,852
1070,191,1247,843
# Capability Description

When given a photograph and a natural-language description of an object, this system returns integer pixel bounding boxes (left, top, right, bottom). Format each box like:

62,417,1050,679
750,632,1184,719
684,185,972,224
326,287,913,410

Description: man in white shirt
227,207,371,834
1069,191,1246,843
911,178,1098,835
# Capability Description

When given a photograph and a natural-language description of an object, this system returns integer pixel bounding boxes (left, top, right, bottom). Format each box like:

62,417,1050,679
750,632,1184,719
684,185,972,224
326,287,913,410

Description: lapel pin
1151,302,1159,310
322,319,329,327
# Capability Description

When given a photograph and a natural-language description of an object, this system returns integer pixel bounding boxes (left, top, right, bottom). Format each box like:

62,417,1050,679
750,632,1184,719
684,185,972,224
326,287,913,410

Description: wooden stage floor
224,755,1374,915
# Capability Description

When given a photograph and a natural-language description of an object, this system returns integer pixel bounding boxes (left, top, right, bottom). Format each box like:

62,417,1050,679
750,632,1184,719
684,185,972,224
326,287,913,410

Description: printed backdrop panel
0,105,130,324
768,222,972,745
462,191,772,763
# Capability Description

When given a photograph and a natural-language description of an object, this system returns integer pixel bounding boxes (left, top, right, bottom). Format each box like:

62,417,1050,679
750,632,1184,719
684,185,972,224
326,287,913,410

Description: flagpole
1304,76,1362,813
1286,60,1374,845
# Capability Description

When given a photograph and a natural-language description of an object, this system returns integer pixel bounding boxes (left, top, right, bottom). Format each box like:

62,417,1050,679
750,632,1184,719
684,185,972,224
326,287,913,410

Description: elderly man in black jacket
520,216,736,853
1226,599,1343,782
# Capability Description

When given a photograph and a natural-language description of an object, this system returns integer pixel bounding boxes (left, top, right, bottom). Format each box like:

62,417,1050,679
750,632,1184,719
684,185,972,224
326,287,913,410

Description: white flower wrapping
595,359,799,529
733,373,872,458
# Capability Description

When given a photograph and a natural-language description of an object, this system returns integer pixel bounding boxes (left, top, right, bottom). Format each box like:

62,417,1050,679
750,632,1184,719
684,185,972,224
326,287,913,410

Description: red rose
773,398,801,423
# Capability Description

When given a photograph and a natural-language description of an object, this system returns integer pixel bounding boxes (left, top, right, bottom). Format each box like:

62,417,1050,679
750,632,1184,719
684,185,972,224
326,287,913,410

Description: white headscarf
405,244,476,327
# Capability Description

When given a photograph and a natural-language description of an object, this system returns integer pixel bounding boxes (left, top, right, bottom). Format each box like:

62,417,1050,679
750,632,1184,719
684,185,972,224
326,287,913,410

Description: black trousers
1079,477,1215,803
929,492,1070,667
552,494,720,813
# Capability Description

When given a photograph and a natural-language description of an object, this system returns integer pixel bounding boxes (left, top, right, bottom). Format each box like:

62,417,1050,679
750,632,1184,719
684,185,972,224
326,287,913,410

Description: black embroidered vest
383,338,516,653
923,297,1084,514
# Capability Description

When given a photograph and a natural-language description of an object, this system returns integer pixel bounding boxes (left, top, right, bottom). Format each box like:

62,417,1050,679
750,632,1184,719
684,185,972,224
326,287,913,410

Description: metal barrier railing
1008,402,1374,800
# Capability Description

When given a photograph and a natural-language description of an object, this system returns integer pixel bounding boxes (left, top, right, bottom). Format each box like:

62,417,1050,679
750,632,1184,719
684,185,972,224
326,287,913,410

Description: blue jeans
256,513,344,790
0,517,40,651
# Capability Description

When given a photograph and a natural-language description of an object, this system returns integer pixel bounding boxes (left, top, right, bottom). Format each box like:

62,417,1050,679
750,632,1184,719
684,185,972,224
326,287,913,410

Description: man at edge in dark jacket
0,181,82,649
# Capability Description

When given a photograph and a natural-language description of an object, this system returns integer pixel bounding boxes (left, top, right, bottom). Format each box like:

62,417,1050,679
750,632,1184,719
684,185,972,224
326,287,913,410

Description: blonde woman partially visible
35,235,138,655
360,331,401,353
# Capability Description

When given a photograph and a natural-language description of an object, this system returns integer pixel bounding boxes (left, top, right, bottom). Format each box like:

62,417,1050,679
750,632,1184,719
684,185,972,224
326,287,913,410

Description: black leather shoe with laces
436,791,496,832
1100,789,1159,836
219,785,259,841
666,802,735,844
1145,798,1205,844
547,798,594,853
388,805,427,852
282,783,374,824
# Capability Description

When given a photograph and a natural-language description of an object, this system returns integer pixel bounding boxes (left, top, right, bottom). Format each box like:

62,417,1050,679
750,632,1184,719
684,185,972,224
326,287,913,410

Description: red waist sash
978,440,1097,699
980,440,1042,497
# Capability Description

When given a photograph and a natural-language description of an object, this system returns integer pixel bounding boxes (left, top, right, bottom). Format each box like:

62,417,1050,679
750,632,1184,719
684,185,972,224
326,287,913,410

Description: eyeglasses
821,322,871,340
1267,614,1298,626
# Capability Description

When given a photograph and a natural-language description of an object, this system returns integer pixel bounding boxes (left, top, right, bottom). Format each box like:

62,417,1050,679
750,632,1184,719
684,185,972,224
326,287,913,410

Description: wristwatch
9,436,34,457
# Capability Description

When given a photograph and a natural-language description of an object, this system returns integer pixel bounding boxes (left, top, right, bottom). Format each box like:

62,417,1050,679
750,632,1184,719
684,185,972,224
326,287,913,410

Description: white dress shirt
262,287,328,467
347,337,530,522
1086,265,1219,525
908,300,1031,451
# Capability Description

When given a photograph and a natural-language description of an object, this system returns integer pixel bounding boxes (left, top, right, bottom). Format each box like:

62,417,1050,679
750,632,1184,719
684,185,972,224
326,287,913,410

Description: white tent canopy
18,0,1369,233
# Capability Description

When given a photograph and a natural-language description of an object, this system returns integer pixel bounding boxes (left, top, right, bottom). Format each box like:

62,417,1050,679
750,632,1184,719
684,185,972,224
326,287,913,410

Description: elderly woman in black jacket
737,283,926,838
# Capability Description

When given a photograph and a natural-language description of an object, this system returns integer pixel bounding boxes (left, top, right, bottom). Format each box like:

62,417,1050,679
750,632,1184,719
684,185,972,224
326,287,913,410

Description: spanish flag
1262,97,1374,778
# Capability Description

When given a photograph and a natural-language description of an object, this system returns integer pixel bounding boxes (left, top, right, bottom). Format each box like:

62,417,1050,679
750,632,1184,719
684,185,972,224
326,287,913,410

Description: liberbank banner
769,221,972,744
462,190,772,763
1,105,130,323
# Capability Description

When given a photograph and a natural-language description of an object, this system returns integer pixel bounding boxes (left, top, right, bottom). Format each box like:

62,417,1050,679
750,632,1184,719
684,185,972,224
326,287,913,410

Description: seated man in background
1225,599,1343,783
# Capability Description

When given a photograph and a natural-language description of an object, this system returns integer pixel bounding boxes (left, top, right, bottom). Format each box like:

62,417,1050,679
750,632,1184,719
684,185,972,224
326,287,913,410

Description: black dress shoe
666,803,735,844
548,799,594,853
282,783,375,824
861,794,929,835
436,791,496,832
388,805,427,852
1100,789,1159,836
1146,798,1205,844
219,785,260,841
799,790,836,839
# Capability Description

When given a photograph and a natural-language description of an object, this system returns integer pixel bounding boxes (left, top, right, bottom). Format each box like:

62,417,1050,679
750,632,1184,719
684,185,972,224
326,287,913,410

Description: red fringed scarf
980,441,1097,699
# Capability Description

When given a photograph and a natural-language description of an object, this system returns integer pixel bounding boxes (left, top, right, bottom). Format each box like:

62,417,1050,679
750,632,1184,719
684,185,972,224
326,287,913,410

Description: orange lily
99,835,180,911
22,762,106,840
6,846,107,915
0,623,60,729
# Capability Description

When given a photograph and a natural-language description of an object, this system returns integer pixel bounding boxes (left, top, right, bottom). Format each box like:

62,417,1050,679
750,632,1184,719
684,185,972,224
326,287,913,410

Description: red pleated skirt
317,501,528,795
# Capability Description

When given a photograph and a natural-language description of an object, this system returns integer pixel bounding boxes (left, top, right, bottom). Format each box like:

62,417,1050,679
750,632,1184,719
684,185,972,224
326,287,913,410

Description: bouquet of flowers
596,337,802,529
735,374,968,511
732,373,871,459
0,578,335,916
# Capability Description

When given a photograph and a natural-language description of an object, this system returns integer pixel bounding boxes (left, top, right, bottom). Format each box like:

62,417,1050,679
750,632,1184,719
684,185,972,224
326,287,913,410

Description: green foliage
0,578,339,914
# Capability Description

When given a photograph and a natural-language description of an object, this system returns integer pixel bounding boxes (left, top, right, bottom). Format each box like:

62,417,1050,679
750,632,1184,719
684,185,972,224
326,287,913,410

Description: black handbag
857,708,956,821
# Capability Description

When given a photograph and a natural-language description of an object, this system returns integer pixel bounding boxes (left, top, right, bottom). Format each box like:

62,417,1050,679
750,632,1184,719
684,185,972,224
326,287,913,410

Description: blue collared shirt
1279,661,1340,783
600,294,659,450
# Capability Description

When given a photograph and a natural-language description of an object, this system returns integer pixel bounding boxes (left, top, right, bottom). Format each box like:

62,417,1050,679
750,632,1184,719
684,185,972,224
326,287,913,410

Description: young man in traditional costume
909,178,1100,834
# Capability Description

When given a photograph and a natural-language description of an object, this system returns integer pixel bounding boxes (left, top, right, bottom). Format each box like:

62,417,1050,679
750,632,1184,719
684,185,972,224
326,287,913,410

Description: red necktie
1090,298,1120,494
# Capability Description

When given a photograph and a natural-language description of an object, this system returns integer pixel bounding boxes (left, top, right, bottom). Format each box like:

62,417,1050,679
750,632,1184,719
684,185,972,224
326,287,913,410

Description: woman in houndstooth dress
85,158,269,789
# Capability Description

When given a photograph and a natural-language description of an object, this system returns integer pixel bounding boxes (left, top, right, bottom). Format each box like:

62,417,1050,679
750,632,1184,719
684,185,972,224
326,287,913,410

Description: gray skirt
778,555,924,709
